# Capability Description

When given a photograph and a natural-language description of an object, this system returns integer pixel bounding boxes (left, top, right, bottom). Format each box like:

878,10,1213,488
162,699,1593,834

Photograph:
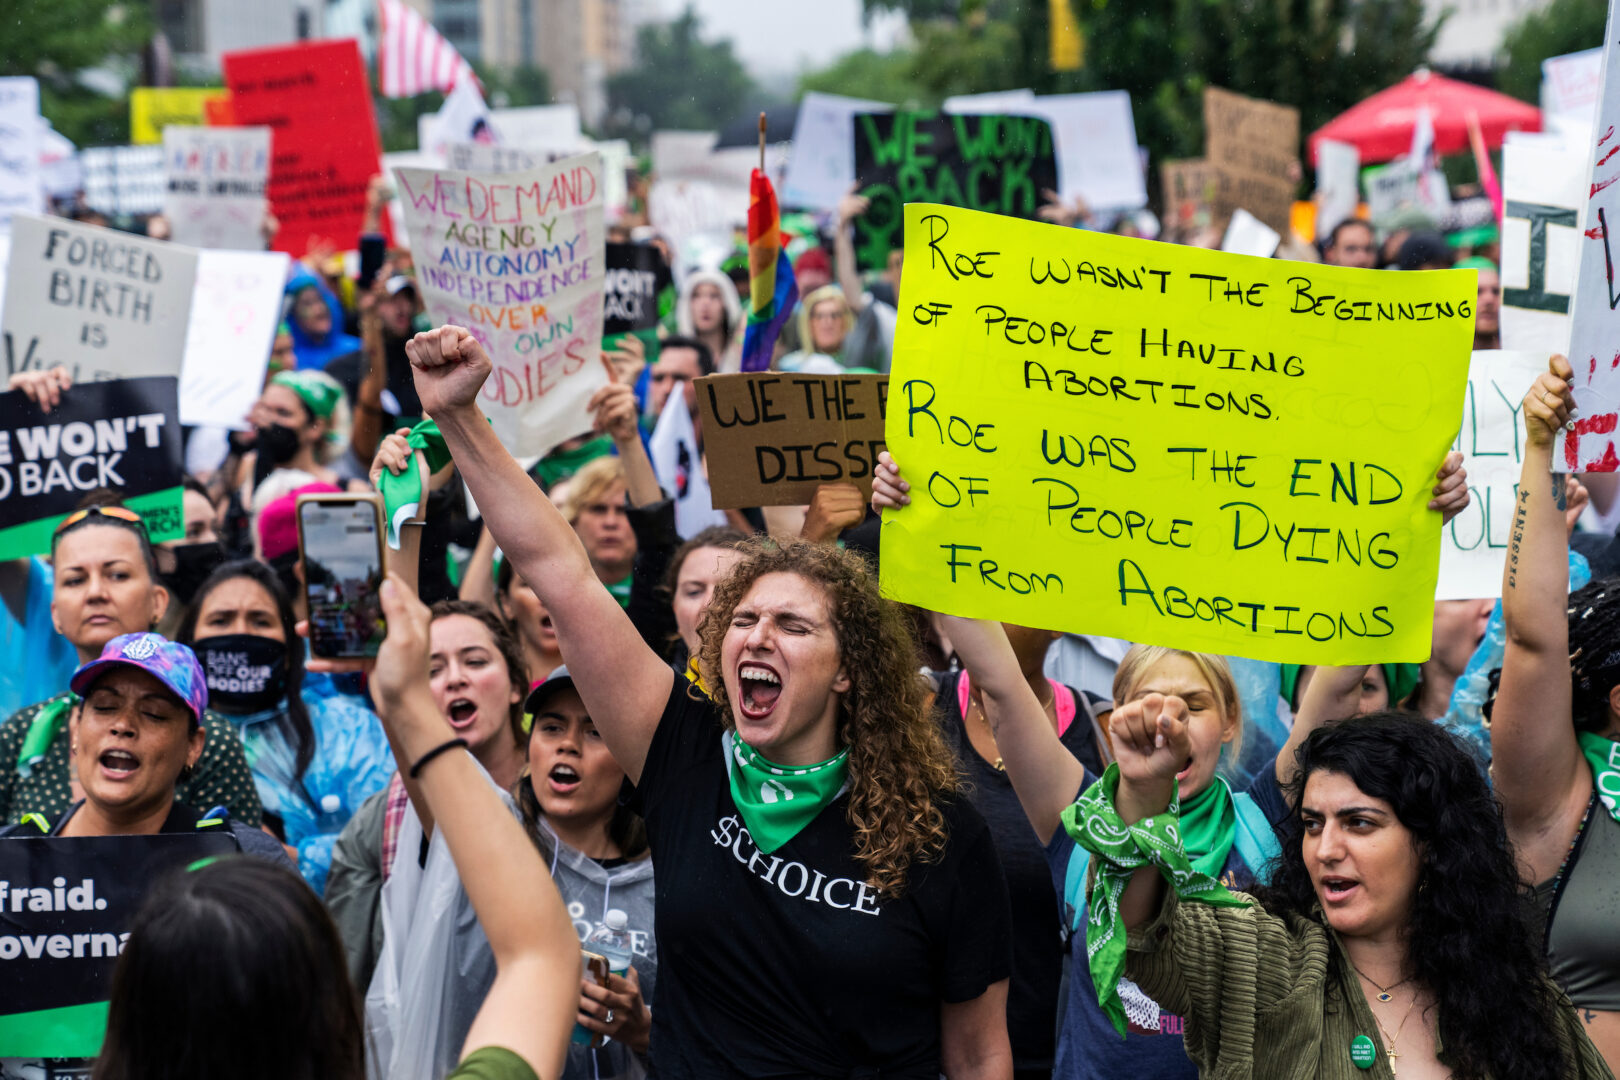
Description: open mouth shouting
1319,875,1361,904
98,747,141,782
446,698,479,731
737,662,782,721
548,762,582,795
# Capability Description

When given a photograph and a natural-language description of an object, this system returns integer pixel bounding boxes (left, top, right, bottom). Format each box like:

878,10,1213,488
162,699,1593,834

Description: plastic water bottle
572,910,634,1045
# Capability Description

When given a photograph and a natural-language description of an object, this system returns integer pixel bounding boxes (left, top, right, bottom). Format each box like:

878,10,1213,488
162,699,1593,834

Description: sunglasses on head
53,505,146,536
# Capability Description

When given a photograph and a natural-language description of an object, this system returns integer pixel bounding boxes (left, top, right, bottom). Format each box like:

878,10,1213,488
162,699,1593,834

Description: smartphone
295,493,387,659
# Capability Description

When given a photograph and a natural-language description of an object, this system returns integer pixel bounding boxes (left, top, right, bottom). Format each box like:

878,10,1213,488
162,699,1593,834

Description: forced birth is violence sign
879,204,1475,665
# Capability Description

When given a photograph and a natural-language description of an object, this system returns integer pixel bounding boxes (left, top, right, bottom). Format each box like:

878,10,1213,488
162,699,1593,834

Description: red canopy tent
1307,69,1541,165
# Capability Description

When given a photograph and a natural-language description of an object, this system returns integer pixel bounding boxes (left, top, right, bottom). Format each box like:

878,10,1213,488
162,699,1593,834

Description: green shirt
0,692,264,827
1126,890,1612,1080
448,1046,538,1080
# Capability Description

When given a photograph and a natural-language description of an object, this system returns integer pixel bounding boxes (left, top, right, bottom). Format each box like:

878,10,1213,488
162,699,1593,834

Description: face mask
162,541,226,607
256,423,302,466
193,634,289,713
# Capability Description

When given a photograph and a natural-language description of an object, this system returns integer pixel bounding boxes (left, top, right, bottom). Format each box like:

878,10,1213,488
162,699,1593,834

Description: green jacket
0,692,263,827
1126,890,1613,1080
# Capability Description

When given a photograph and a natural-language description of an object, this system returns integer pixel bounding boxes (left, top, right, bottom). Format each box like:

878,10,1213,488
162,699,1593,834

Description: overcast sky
656,0,909,78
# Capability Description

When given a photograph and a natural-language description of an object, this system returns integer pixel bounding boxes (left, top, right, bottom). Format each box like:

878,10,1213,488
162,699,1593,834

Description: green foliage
2,0,152,146
799,48,932,107
604,5,758,136
1500,0,1606,103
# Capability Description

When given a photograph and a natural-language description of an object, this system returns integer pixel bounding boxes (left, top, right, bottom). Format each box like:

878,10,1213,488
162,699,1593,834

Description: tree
799,48,931,107
1500,0,1606,104
604,6,757,135
3,0,151,146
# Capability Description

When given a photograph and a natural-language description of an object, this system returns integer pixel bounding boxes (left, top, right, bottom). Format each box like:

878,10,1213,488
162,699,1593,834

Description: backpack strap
1231,792,1282,886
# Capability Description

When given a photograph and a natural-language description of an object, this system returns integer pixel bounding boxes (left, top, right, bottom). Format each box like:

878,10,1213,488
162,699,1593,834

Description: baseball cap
524,665,577,717
385,275,417,297
70,633,209,725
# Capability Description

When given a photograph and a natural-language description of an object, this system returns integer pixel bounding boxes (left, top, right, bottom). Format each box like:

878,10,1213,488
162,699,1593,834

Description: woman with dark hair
1058,701,1609,1079
496,558,565,688
1494,353,1620,1071
406,325,1014,1079
93,575,579,1080
659,525,747,668
177,560,393,891
517,667,656,1079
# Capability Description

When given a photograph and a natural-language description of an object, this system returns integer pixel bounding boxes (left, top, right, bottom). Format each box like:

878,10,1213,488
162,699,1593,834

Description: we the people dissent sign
879,204,1474,665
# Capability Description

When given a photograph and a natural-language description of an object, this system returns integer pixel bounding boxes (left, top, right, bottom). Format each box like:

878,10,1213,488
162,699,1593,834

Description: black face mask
193,634,289,713
162,541,226,607
256,423,302,466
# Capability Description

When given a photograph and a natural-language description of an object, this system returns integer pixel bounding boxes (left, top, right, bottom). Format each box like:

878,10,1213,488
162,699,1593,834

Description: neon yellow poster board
878,204,1476,664
129,88,227,145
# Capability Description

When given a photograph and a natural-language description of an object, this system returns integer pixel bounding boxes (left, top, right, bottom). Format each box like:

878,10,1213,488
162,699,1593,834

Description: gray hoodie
538,819,658,1080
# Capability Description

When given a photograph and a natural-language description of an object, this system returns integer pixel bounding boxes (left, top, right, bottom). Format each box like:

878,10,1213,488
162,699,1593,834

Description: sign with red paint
1562,0,1620,472
392,152,607,457
221,40,387,257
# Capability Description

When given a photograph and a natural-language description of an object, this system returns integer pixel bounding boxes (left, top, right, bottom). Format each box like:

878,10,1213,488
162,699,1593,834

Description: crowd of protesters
0,139,1616,1080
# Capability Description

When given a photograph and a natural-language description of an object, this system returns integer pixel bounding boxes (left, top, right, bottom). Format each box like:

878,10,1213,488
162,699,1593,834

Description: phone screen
298,498,386,659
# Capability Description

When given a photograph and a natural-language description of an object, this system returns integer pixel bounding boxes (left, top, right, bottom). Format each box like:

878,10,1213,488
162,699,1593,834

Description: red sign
222,39,388,255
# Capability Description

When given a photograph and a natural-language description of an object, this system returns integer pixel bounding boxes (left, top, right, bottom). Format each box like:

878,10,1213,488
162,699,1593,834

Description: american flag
377,0,477,99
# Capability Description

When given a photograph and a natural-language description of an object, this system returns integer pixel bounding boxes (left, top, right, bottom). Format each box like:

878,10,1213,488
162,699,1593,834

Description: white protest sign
1,214,197,381
392,152,608,457
1439,350,1546,599
163,126,271,250
1314,139,1361,241
489,104,582,150
782,91,893,211
943,89,1036,113
1560,0,1620,472
447,142,541,173
1025,91,1147,211
1501,132,1584,356
419,79,496,161
1543,48,1603,120
38,118,81,202
1220,207,1280,258
0,77,43,231
81,145,166,216
180,249,289,427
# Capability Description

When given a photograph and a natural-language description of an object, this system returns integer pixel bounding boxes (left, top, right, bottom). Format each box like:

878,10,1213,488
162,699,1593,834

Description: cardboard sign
782,91,894,211
1161,159,1218,235
0,376,184,559
1502,133,1585,357
79,146,165,216
1,215,197,383
851,111,1058,270
222,40,386,256
128,87,229,145
1438,351,1546,600
1203,87,1300,233
697,372,888,507
163,126,271,250
603,242,670,336
0,832,236,1057
878,203,1474,664
0,77,43,231
180,249,290,427
392,153,608,457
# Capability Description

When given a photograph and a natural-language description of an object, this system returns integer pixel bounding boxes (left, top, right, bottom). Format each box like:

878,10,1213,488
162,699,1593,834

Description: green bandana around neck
723,731,849,854
379,419,453,549
1177,775,1239,878
1579,732,1620,825
18,694,76,777
1061,764,1250,1037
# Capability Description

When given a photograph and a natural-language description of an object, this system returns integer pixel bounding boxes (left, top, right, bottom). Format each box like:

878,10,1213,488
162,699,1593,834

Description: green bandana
1579,732,1620,825
379,419,453,549
723,731,849,854
18,694,75,778
1176,776,1239,878
533,434,614,488
607,574,633,609
1061,764,1250,1037
271,370,344,419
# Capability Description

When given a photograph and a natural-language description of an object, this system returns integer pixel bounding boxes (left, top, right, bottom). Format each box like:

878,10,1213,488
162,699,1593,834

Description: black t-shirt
933,671,1105,1073
637,679,1012,1079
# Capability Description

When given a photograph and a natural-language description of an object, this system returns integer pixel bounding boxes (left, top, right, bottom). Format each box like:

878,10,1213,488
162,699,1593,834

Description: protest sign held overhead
163,126,272,250
1501,133,1583,354
180,249,290,428
79,146,165,217
878,204,1474,665
1437,351,1546,600
392,152,607,457
851,111,1057,270
222,40,388,256
1203,87,1300,233
0,832,236,1057
1161,159,1217,235
783,92,893,211
697,372,888,507
1,215,197,383
603,242,670,338
0,77,44,231
128,87,229,145
0,375,184,560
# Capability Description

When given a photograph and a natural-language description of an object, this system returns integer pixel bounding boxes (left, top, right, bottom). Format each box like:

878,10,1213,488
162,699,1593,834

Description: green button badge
1350,1034,1378,1069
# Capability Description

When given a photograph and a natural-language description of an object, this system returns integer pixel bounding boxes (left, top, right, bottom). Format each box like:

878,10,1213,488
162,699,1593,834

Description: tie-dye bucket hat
70,633,209,724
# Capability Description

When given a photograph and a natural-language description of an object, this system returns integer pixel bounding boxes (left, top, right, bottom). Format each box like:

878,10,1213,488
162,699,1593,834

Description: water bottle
572,909,634,1045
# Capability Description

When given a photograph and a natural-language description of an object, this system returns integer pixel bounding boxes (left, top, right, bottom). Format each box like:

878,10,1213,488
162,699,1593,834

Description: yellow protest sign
129,88,228,145
879,204,1475,664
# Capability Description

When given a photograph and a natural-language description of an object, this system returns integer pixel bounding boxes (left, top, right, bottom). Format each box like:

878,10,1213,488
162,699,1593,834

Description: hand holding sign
588,360,641,444
801,482,868,544
406,325,494,419
8,364,73,414
1526,354,1577,448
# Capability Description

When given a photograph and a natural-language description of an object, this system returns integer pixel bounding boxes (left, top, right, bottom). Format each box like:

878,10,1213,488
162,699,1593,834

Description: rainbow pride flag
740,168,798,373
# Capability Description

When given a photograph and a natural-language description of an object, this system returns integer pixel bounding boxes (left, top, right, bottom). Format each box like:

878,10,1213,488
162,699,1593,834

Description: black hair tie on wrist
409,737,470,778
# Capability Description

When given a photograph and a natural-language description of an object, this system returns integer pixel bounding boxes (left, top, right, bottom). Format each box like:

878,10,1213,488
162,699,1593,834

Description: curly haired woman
404,325,1014,1080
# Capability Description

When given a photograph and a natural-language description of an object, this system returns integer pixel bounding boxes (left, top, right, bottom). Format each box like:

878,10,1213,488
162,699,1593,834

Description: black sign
603,242,672,337
0,832,238,1057
0,375,184,559
851,111,1058,270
